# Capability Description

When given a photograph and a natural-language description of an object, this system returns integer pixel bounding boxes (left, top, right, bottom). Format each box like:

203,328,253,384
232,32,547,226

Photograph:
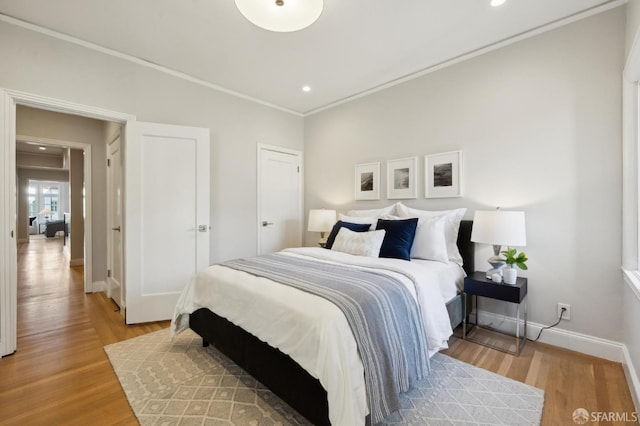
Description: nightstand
462,271,528,355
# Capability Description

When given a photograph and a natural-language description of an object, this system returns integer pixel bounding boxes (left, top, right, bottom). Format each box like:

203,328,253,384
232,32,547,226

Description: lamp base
485,267,504,279
485,254,505,279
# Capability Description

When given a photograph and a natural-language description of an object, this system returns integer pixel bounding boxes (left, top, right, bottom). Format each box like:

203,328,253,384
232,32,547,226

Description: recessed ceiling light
38,146,46,151
490,0,506,6
302,86,311,92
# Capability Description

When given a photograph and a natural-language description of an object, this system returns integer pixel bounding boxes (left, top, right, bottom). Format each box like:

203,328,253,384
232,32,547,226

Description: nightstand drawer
464,272,527,304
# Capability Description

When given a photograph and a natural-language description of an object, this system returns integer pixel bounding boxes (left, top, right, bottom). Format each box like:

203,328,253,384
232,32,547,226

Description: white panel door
0,89,17,357
107,135,124,311
125,122,209,324
258,146,302,255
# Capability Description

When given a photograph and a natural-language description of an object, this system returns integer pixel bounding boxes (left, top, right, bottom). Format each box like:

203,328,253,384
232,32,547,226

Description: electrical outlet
557,303,571,321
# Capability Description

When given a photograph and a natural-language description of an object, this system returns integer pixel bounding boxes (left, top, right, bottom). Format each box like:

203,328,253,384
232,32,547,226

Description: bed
172,217,474,426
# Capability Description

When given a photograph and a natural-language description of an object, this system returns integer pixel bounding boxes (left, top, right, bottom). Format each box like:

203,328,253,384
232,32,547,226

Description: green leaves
501,247,528,270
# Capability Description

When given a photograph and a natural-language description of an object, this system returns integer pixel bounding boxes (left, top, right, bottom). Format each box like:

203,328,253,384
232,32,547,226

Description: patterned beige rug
105,328,544,425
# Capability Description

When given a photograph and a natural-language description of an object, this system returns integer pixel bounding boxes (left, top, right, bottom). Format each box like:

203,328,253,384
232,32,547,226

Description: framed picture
425,150,462,198
387,157,417,199
354,162,380,200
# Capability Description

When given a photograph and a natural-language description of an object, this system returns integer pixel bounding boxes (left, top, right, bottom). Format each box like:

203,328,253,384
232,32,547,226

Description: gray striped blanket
222,253,430,424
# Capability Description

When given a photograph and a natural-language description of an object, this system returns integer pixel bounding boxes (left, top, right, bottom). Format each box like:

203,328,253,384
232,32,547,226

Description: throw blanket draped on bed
222,253,431,424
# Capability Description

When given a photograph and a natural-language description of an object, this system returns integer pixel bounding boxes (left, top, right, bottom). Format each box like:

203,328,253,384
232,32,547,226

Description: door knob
198,225,208,232
262,221,274,227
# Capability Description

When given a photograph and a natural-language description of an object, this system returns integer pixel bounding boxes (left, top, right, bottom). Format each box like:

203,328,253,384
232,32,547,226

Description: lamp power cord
529,307,566,342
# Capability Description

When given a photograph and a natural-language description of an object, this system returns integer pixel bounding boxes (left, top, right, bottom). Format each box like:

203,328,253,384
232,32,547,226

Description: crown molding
0,13,303,117
305,0,627,116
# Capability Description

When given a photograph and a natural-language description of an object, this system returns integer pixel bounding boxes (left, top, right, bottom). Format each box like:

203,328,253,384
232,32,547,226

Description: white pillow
338,212,404,231
346,203,398,217
331,228,386,257
396,203,467,265
377,214,398,219
338,213,377,231
410,216,449,262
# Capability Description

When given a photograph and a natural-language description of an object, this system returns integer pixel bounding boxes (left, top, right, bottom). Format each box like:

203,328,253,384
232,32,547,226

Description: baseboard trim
471,310,624,362
623,345,640,411
69,258,84,267
92,280,106,292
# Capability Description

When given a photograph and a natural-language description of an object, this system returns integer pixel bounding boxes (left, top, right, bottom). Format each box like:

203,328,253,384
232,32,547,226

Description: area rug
105,329,544,425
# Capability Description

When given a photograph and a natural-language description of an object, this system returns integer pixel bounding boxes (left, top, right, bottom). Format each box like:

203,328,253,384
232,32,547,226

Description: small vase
503,266,517,285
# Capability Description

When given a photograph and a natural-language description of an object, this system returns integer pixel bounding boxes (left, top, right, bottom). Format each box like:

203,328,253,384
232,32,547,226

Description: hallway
0,236,168,425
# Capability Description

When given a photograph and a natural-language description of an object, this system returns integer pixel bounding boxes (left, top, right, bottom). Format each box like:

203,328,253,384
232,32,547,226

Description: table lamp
471,209,526,279
40,208,52,222
308,209,336,247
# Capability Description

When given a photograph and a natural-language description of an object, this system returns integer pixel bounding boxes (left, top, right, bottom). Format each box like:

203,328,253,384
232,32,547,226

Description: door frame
0,88,135,357
16,134,93,290
106,130,124,314
256,143,303,255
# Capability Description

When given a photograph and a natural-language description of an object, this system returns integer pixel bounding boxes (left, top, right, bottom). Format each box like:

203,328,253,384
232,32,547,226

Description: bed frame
189,220,474,425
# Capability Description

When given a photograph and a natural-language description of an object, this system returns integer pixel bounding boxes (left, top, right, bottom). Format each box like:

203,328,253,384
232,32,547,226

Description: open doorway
14,105,124,332
0,89,136,357
17,142,83,266
14,105,97,294
15,133,92,353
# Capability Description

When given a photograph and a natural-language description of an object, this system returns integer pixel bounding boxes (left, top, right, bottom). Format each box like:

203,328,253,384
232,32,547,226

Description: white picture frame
387,157,417,199
425,150,462,198
354,162,380,200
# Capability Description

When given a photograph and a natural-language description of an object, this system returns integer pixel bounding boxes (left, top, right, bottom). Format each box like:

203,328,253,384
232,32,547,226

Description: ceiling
16,141,65,156
0,0,622,115
16,141,67,172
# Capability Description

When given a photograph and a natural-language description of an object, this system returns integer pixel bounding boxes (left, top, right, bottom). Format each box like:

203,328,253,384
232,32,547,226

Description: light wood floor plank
0,236,168,425
0,236,635,425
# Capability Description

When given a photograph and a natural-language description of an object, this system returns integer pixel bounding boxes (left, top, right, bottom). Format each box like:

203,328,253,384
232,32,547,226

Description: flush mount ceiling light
490,0,507,6
235,0,324,32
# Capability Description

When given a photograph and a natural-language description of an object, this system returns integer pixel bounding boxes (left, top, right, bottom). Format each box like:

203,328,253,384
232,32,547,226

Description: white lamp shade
40,208,52,215
235,0,324,32
308,209,336,232
471,210,526,247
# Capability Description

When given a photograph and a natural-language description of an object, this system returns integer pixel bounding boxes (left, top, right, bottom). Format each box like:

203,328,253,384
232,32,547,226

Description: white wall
305,9,625,342
0,19,304,266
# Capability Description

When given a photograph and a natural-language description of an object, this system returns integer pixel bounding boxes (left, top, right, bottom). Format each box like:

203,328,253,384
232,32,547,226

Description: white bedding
171,247,465,426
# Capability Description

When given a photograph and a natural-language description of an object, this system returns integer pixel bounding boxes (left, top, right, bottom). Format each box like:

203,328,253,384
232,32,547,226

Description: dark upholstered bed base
191,307,331,425
190,220,474,425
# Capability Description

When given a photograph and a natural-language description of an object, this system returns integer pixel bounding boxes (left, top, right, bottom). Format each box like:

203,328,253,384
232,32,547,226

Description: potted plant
501,248,528,284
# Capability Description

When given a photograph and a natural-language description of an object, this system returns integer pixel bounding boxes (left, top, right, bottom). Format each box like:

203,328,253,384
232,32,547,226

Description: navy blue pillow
375,218,419,261
325,221,371,249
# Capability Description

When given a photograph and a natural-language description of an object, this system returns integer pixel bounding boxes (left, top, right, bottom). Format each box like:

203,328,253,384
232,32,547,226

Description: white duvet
171,247,464,426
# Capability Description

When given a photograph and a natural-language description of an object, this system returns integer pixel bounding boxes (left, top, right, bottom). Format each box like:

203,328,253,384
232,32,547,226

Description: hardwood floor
0,236,636,425
0,236,168,425
443,331,637,425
